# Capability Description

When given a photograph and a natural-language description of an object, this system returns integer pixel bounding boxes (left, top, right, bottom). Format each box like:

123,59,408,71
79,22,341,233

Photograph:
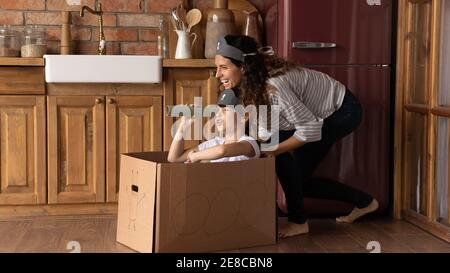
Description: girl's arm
167,117,198,163
187,141,255,163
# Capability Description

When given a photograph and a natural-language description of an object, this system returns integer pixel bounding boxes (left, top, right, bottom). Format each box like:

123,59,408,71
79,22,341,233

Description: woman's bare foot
336,199,379,223
278,221,309,238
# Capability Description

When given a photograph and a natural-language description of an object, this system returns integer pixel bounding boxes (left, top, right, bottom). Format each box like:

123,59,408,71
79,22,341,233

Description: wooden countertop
0,57,215,68
162,59,215,68
0,57,44,66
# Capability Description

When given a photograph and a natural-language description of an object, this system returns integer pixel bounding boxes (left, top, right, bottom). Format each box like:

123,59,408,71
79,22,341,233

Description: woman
215,35,379,238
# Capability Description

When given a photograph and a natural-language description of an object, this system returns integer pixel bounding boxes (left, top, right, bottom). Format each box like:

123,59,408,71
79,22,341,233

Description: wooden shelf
0,57,44,67
162,59,215,68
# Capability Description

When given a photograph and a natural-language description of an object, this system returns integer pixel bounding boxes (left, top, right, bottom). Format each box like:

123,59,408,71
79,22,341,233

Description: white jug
175,30,197,59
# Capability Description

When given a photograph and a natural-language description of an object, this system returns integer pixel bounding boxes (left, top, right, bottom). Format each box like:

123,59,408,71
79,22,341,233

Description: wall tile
0,11,24,25
92,27,138,41
118,13,159,27
101,0,144,13
147,0,181,13
0,0,267,55
121,42,157,55
0,0,45,10
46,0,95,11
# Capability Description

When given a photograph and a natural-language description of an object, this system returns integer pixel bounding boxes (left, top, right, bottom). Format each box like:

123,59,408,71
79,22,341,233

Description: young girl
167,89,260,164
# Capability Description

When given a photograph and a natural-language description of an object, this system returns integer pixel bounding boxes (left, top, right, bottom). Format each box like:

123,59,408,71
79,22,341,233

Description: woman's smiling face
215,55,243,89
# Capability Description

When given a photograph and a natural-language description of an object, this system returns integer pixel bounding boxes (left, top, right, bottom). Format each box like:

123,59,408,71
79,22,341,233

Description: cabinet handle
108,98,115,104
292,41,337,49
95,98,103,104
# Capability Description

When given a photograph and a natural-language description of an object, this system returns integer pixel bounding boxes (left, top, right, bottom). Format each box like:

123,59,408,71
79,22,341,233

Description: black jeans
275,89,373,224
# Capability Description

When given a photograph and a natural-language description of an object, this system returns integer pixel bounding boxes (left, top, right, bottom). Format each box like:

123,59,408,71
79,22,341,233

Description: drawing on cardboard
127,169,146,231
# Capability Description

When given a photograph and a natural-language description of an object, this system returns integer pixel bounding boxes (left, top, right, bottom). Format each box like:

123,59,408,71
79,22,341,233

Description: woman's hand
261,150,278,158
261,137,305,158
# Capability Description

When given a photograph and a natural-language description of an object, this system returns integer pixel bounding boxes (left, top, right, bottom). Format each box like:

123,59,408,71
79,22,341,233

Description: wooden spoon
186,9,202,32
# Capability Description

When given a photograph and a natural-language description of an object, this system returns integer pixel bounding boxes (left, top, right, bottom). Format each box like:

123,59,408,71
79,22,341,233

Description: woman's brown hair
222,35,298,107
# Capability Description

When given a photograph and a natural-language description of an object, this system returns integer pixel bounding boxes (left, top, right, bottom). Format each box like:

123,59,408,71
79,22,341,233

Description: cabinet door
0,96,46,205
106,96,162,202
48,96,105,204
164,68,219,150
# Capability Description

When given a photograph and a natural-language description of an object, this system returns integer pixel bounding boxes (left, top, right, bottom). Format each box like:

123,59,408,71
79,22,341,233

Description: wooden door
48,96,105,204
164,68,219,150
395,0,450,242
435,0,450,228
0,96,46,205
106,96,162,202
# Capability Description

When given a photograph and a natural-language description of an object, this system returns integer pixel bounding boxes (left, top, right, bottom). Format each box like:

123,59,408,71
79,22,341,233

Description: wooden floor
1,215,450,253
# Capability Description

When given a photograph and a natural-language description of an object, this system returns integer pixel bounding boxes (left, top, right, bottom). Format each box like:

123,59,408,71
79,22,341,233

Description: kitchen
0,0,449,254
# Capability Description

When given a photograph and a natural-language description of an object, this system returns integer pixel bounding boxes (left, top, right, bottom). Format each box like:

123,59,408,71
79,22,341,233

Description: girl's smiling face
215,106,235,135
215,55,244,89
215,107,249,138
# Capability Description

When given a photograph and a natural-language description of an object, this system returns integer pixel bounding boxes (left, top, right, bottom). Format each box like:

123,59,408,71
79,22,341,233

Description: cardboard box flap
117,154,158,253
124,152,169,164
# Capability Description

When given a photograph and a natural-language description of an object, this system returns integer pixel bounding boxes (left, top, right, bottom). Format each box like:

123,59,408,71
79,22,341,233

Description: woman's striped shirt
261,67,346,143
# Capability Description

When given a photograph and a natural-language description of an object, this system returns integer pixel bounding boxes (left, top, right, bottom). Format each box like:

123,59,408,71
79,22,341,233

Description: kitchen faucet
80,3,106,55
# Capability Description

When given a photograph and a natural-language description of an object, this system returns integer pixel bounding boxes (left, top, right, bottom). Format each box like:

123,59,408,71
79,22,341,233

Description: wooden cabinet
47,96,105,204
164,68,219,150
106,96,162,202
48,95,163,204
0,66,45,95
0,96,46,205
0,60,218,214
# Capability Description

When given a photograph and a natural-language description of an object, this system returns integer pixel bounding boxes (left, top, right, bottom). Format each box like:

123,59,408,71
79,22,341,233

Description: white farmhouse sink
44,55,162,83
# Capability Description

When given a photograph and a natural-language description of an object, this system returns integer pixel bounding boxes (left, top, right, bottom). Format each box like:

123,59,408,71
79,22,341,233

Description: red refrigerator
266,0,393,215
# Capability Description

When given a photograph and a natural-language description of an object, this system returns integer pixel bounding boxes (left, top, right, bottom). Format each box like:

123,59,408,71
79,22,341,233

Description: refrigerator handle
292,42,337,49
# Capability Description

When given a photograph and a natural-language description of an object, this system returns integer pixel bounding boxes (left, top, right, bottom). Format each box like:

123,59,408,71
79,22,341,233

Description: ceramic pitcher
175,30,197,59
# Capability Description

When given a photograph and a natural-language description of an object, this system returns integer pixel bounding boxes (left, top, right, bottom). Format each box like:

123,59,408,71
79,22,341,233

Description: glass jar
0,25,21,57
21,26,47,58
157,15,168,58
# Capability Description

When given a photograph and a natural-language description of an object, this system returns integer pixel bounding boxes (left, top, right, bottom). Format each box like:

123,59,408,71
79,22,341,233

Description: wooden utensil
186,9,202,32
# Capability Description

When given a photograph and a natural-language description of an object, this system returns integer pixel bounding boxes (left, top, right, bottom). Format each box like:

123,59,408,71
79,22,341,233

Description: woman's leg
293,139,373,210
276,90,378,237
275,130,308,224
299,89,377,221
276,130,310,238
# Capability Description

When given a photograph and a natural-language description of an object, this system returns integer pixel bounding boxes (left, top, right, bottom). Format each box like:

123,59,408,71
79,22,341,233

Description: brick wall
0,0,265,55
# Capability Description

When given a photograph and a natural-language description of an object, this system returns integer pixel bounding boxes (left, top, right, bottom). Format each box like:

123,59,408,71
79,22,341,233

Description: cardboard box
116,152,277,253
